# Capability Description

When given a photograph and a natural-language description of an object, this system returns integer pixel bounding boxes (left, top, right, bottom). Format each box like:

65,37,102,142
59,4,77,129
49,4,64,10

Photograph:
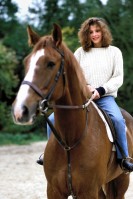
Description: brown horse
12,24,133,199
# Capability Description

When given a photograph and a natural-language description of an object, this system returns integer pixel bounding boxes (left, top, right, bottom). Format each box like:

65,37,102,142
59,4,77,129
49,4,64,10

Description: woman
37,17,133,172
74,17,133,172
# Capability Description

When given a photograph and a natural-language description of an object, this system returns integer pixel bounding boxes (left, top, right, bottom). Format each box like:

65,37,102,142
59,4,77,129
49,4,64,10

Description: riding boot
115,137,133,172
111,117,133,172
36,153,44,166
118,158,133,172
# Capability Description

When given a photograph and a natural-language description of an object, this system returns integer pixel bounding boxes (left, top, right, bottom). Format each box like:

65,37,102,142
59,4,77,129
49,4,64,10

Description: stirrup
36,153,44,166
121,157,133,174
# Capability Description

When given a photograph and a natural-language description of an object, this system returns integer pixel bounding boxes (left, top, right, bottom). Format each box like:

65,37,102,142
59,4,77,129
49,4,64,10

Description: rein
21,46,93,199
39,96,93,114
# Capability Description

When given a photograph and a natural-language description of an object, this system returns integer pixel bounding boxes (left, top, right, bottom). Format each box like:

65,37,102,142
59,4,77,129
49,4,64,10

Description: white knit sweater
74,45,123,97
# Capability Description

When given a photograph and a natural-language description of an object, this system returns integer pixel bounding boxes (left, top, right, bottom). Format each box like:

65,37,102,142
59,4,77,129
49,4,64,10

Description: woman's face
89,24,102,47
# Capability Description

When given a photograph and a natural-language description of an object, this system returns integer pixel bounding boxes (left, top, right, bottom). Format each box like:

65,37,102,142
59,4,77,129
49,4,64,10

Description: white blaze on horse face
14,49,45,112
25,49,45,82
17,49,45,100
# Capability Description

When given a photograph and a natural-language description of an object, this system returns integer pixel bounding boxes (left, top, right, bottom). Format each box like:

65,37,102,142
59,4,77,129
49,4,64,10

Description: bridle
21,46,93,199
22,46,92,111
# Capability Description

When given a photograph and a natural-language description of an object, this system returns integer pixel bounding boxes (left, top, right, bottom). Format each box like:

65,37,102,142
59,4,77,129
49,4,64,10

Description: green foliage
3,24,31,83
0,105,47,145
28,0,62,33
0,132,46,145
0,42,18,98
62,26,79,52
0,0,18,19
3,24,30,60
0,43,18,132
0,0,18,38
4,113,46,134
0,0,133,139
102,0,133,115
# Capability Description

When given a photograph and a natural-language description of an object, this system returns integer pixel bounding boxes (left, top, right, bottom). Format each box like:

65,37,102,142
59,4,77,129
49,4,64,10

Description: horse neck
54,64,88,145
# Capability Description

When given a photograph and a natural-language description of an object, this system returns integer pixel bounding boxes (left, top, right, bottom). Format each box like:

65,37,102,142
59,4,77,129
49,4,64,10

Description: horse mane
61,42,91,99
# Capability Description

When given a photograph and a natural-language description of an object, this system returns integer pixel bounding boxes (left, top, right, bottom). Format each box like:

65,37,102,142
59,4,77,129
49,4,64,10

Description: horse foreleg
105,173,130,199
47,183,68,199
77,188,99,199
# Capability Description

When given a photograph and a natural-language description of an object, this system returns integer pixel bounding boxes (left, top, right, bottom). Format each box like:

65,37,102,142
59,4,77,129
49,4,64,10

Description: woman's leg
95,96,128,159
95,96,133,172
37,112,55,165
47,112,55,139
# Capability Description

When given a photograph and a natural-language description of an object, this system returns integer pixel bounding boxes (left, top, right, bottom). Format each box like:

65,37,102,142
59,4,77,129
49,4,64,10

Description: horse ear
27,25,40,47
52,23,62,47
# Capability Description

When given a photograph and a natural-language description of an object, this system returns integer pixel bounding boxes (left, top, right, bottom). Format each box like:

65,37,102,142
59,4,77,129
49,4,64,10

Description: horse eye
47,61,55,69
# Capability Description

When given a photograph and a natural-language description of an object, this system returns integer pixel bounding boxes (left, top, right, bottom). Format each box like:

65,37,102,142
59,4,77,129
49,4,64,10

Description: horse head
12,24,66,125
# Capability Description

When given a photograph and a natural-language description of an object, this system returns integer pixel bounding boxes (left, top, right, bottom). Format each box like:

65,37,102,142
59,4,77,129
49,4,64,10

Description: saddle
98,106,116,141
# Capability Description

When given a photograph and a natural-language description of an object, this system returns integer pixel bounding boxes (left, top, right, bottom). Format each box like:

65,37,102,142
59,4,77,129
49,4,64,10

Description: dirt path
0,141,133,199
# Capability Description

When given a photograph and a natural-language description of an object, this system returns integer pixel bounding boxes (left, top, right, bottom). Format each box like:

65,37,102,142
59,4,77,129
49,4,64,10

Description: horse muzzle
12,101,37,125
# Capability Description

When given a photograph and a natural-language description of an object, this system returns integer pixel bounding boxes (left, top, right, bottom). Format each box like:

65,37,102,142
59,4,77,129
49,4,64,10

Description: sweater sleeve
102,48,123,94
74,47,81,63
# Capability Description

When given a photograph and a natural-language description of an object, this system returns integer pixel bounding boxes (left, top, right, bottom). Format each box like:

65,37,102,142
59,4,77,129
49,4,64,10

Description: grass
0,114,48,145
0,132,47,145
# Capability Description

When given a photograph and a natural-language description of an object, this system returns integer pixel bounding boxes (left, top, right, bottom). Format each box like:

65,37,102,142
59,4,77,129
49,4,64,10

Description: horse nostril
22,105,29,116
17,105,29,123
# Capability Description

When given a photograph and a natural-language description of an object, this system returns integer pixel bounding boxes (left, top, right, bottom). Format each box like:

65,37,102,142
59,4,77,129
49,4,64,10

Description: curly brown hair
78,17,113,51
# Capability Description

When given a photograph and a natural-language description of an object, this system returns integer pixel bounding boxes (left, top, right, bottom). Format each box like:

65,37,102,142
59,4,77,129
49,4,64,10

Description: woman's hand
87,85,100,100
92,89,100,100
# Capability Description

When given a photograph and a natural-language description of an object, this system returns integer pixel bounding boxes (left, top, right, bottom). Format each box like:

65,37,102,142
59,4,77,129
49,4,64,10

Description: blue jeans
95,96,128,159
47,112,54,139
47,96,128,159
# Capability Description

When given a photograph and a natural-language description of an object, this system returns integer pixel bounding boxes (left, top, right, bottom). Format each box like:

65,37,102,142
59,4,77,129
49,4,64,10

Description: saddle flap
91,101,114,143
